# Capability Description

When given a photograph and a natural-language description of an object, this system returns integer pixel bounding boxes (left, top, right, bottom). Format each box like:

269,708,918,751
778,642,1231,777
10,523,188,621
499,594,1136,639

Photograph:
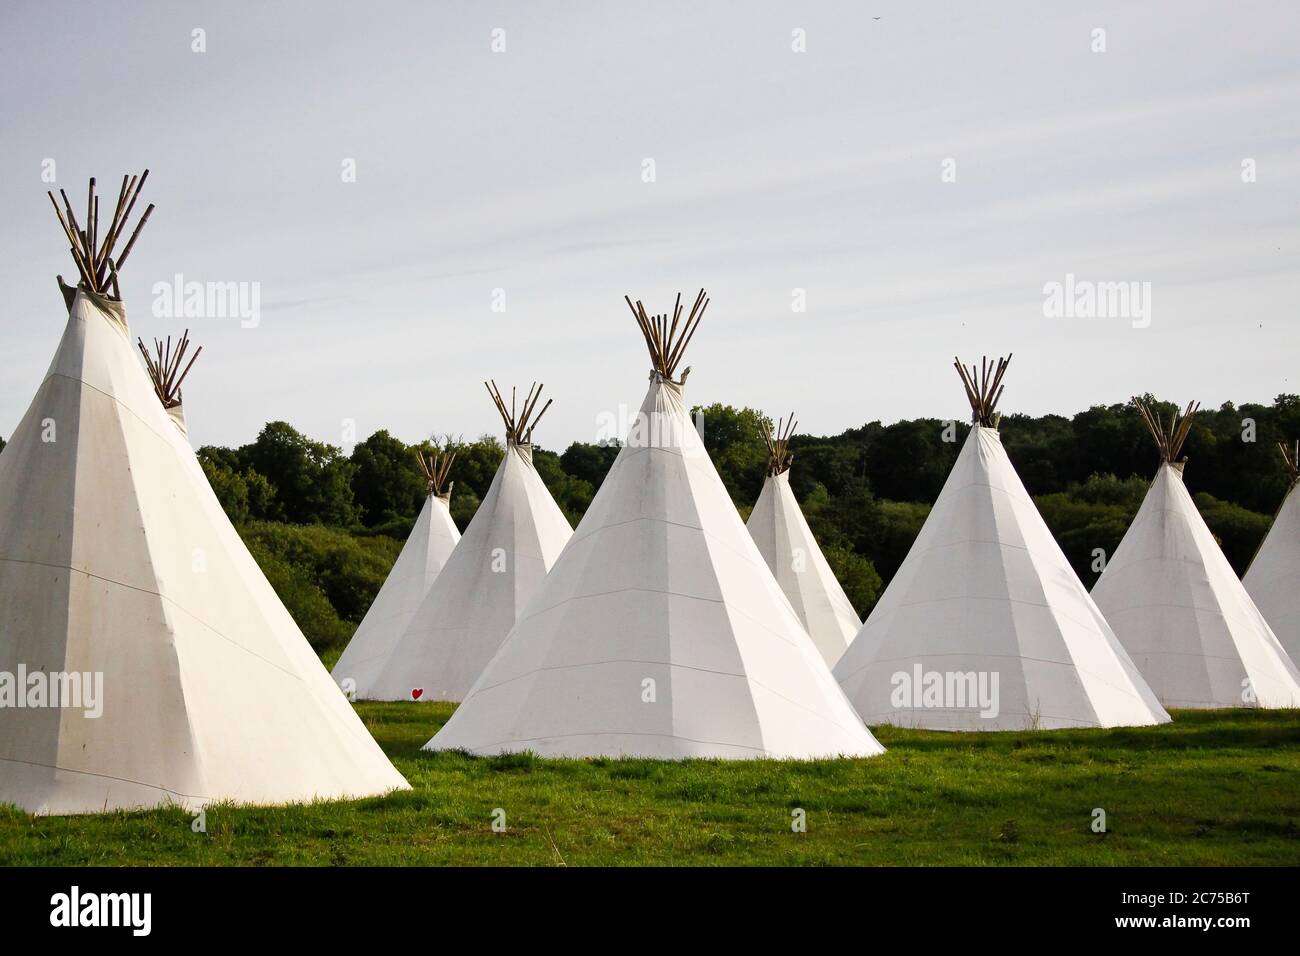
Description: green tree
862,498,931,582
560,441,619,488
787,438,867,501
239,521,399,628
451,436,506,503
1069,472,1149,510
1195,492,1272,574
242,536,354,652
694,403,768,507
244,468,278,520
197,443,242,473
823,545,883,617
198,455,251,524
534,448,594,526
239,421,358,526
350,430,425,528
864,418,963,503
1033,492,1135,586
1002,412,1076,494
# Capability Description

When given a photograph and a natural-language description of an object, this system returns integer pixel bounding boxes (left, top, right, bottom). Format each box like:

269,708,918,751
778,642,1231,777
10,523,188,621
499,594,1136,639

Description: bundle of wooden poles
762,413,797,476
48,171,154,299
138,330,201,410
1133,397,1199,464
485,380,552,446
625,288,709,382
955,354,1012,428
416,446,456,497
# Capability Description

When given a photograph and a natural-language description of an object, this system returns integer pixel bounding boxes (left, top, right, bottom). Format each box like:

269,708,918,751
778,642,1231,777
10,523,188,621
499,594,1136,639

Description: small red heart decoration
411,688,424,700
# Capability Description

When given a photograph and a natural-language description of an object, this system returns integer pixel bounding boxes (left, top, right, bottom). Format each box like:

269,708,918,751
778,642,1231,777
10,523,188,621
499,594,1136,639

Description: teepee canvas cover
1243,442,1300,663
1092,401,1300,708
834,357,1169,731
0,175,408,814
427,291,883,759
332,448,462,697
365,383,572,701
746,414,860,667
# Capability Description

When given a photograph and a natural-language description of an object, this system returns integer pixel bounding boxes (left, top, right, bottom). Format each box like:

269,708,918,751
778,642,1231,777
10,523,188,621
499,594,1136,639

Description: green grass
3,707,1298,866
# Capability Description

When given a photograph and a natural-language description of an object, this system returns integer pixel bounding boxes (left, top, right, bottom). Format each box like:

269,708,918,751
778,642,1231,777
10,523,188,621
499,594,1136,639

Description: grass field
2,706,1298,866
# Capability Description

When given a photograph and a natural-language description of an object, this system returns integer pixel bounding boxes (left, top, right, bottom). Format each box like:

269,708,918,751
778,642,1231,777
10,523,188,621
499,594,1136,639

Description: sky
1,0,1297,452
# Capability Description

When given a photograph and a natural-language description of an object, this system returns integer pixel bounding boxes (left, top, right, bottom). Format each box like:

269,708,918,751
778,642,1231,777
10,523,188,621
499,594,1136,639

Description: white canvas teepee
365,382,572,702
1091,401,1300,709
1243,442,1300,663
746,414,860,667
835,356,1169,731
0,175,408,815
427,290,883,759
332,448,462,698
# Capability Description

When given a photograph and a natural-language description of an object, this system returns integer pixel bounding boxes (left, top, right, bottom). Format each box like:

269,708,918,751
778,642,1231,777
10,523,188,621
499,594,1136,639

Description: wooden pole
104,172,142,261
529,398,553,437
114,202,154,272
48,193,94,286
96,175,130,286
86,178,97,281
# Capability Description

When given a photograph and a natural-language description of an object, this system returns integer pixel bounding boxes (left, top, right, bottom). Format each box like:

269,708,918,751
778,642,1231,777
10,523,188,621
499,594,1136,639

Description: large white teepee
746,414,860,667
0,174,408,814
332,448,462,698
365,382,572,702
835,357,1169,731
1243,442,1300,663
427,290,883,759
1092,401,1300,709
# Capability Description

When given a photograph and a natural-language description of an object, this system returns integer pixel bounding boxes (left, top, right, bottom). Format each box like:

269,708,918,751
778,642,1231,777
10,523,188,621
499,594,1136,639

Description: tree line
190,394,1300,652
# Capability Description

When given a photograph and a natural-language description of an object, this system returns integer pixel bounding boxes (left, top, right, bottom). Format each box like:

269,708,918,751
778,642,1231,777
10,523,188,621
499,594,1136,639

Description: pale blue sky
1,1,1297,451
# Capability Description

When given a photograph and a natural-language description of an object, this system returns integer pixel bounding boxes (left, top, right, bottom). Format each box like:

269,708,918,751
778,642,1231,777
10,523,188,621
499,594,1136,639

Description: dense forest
187,394,1300,657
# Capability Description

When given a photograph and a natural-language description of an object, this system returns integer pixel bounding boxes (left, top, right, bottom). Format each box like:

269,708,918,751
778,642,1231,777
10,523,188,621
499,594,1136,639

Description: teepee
1091,400,1300,708
1243,441,1300,663
0,174,408,814
746,414,860,667
365,383,573,701
426,290,883,759
332,446,462,698
834,356,1169,731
